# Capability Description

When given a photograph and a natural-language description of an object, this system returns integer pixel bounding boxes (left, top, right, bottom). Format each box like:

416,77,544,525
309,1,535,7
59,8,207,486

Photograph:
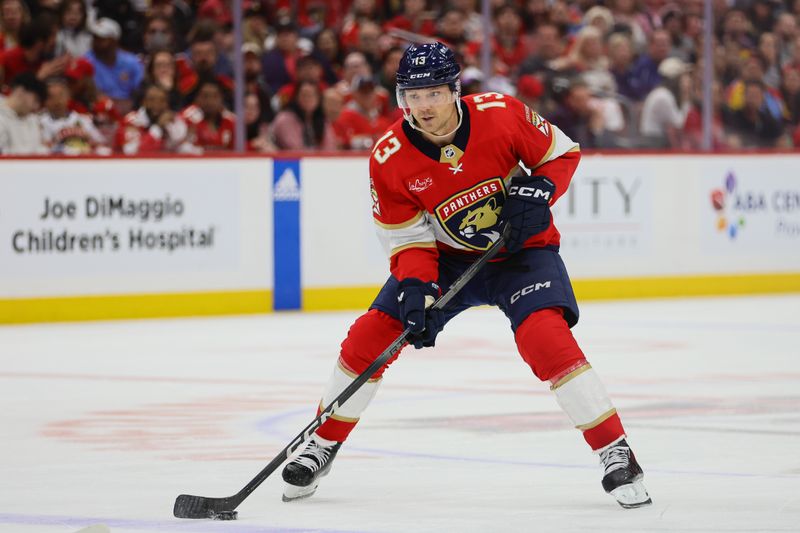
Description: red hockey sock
514,307,586,381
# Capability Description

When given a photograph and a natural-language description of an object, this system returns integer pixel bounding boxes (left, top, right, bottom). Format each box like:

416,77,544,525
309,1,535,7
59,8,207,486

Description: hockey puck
209,510,238,520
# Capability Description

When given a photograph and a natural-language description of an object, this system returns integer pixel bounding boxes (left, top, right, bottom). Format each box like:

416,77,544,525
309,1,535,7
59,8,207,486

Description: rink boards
1,153,799,323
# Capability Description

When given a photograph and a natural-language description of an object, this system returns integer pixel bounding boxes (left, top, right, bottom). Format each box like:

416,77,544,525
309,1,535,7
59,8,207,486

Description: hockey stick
173,228,509,520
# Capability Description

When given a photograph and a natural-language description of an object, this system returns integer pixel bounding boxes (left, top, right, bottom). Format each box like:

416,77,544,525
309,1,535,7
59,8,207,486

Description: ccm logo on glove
507,184,552,200
501,175,556,253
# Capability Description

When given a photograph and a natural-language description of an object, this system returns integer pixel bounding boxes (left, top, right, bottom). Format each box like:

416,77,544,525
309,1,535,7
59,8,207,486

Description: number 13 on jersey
373,131,402,164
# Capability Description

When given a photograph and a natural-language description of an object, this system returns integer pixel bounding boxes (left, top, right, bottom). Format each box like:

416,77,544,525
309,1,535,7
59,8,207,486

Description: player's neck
418,110,459,146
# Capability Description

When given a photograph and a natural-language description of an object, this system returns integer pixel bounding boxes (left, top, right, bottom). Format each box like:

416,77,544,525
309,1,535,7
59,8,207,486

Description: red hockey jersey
369,92,581,283
180,104,236,151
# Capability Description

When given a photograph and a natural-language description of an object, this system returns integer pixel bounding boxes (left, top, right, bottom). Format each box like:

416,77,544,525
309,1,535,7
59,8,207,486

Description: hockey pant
313,307,625,452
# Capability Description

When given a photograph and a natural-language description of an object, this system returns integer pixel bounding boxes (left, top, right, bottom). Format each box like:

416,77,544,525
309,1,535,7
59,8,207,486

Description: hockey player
282,42,652,509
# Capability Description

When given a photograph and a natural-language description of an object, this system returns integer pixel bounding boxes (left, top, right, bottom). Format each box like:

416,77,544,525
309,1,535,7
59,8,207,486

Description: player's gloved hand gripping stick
397,278,445,349
173,225,510,520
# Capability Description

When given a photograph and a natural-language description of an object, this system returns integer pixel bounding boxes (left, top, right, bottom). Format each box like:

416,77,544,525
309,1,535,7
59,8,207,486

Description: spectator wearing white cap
84,17,144,116
639,57,693,148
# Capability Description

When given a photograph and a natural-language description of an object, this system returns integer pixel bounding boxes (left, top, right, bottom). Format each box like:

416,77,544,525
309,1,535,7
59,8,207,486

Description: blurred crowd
1,0,800,156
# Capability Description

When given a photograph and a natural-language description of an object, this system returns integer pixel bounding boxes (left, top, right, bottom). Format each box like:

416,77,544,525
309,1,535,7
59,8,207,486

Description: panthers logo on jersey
434,177,506,250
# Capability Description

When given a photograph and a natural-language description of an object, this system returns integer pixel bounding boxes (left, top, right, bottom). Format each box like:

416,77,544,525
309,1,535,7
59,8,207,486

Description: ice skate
599,439,652,509
282,437,342,502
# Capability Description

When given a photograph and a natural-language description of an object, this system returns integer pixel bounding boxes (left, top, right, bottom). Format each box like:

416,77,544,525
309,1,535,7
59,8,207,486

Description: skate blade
610,480,652,509
282,481,320,502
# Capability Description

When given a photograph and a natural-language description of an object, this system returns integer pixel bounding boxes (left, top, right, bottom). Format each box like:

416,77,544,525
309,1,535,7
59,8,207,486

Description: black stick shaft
176,230,508,514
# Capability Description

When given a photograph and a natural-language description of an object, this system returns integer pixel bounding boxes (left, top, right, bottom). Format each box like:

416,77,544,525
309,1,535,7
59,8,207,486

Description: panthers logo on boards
434,178,506,250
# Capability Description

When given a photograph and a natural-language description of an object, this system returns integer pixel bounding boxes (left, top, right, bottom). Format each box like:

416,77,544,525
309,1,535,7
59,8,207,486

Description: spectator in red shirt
197,0,232,27
57,56,120,145
274,54,327,111
180,76,236,152
117,83,189,155
0,0,28,52
1,13,65,89
340,0,380,52
466,4,529,77
176,27,233,107
356,20,384,73
384,0,436,39
333,75,392,150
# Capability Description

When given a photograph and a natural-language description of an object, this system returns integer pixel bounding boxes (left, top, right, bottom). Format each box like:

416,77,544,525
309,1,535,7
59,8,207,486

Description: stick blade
174,494,236,519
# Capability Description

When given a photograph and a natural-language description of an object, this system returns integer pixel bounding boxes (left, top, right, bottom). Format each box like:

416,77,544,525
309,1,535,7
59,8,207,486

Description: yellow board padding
0,290,272,324
2,272,798,324
302,286,381,311
572,272,800,300
302,272,800,311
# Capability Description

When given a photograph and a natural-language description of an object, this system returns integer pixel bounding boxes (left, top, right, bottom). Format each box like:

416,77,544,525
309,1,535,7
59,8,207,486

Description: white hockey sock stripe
552,364,615,429
320,360,382,421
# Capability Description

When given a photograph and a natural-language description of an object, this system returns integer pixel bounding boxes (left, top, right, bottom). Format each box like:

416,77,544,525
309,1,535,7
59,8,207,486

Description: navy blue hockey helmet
396,42,463,133
396,42,461,91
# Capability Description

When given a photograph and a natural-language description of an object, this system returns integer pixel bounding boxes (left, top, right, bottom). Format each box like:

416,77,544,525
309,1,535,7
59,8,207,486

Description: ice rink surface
1,294,799,533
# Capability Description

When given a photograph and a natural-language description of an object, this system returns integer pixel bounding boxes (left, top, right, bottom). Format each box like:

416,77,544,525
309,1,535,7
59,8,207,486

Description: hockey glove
397,278,445,349
502,175,556,253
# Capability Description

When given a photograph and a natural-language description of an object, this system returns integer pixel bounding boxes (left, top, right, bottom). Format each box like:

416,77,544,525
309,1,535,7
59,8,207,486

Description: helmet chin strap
405,98,463,139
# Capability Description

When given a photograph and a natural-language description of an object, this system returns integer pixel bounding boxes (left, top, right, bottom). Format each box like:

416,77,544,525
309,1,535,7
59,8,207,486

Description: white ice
1,295,799,533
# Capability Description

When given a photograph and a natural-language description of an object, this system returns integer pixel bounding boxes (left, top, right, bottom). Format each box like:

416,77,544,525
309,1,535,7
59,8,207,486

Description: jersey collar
402,102,471,162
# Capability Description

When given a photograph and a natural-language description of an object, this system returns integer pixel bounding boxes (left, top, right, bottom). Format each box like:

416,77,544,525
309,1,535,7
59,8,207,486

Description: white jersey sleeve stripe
375,211,436,258
533,122,579,169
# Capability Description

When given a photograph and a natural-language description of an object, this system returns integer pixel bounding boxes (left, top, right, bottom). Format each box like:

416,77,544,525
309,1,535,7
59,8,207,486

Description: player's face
404,84,457,135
